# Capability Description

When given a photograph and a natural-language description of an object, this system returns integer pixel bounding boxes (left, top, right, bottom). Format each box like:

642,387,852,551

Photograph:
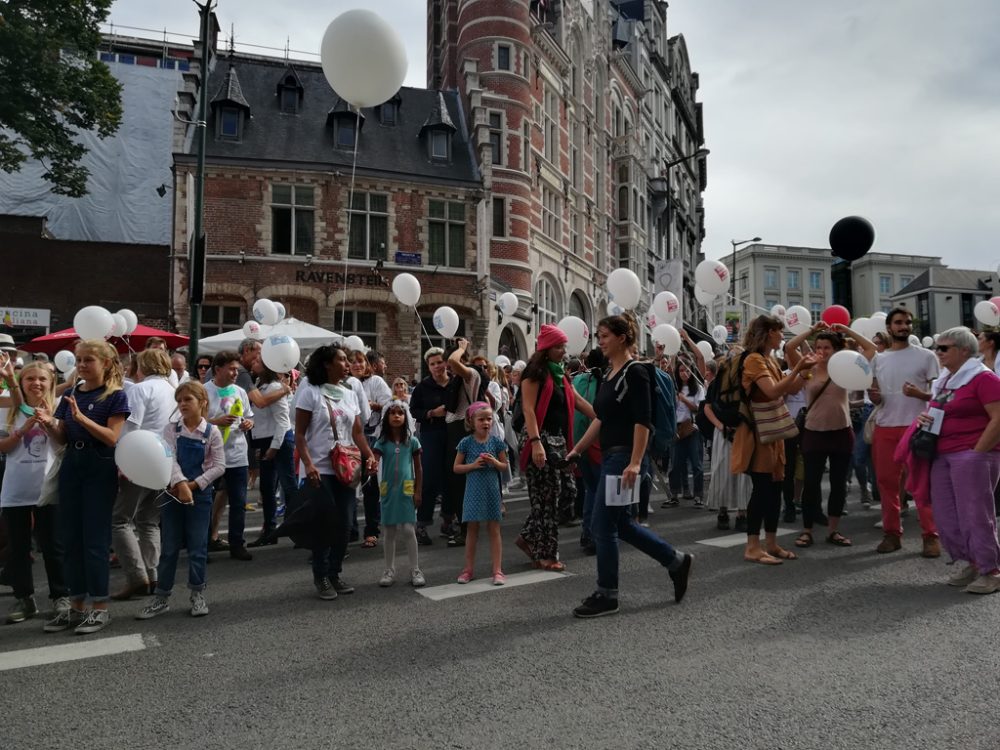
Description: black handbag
909,428,938,461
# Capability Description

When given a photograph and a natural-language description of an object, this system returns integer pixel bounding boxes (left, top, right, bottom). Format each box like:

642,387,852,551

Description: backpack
694,398,715,445
710,351,751,429
613,360,676,457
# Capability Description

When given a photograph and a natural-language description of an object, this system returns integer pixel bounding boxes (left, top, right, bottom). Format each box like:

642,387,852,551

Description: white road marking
416,570,571,601
0,634,151,673
695,528,798,548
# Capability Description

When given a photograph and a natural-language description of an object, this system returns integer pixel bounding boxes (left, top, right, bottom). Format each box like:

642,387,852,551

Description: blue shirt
55,385,131,443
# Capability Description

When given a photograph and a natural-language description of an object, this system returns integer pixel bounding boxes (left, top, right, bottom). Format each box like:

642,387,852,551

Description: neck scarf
931,357,989,400
322,382,347,401
547,360,566,388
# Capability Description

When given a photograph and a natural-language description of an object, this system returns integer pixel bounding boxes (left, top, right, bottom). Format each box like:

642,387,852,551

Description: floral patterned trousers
521,432,576,560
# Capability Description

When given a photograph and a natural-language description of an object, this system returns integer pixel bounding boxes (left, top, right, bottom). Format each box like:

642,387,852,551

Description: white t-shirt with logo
676,384,706,423
873,346,939,427
123,375,177,436
1,412,55,507
295,383,361,476
205,381,254,468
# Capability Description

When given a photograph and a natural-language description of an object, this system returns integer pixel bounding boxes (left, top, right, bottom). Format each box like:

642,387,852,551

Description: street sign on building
0,307,51,330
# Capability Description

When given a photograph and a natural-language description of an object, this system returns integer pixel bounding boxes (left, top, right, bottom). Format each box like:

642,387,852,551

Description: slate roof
893,268,993,297
190,55,479,187
211,63,250,111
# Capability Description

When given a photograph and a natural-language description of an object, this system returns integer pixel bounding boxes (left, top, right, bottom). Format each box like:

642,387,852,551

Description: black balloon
829,216,875,261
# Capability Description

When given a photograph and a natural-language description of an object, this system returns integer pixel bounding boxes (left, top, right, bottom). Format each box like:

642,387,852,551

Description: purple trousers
930,450,1000,573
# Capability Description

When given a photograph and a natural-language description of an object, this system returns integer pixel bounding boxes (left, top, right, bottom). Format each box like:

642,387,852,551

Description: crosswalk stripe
0,634,152,672
416,570,571,601
695,528,798,548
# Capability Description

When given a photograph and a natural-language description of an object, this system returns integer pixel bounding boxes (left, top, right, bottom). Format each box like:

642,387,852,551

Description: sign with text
295,270,386,287
0,307,51,328
395,251,422,266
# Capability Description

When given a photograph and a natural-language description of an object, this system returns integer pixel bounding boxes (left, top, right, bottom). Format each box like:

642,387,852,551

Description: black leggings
802,449,851,528
747,472,782,536
781,436,800,512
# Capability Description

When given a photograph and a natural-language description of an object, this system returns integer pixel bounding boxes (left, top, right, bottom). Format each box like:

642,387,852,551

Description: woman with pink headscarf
515,324,596,571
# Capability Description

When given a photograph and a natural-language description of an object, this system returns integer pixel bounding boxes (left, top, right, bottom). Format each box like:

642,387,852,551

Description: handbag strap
806,376,834,409
324,397,341,443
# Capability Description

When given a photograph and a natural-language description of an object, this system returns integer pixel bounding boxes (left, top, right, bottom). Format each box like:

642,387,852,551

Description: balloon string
414,308,435,348
340,108,362,333
156,489,185,509
725,294,773,316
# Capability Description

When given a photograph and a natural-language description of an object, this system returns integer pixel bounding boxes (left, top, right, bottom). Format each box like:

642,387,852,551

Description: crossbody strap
324,397,341,442
807,377,834,409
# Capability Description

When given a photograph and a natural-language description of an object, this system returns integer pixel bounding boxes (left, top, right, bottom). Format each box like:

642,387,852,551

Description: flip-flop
535,560,566,572
794,532,813,548
744,553,782,565
768,548,797,560
827,532,853,547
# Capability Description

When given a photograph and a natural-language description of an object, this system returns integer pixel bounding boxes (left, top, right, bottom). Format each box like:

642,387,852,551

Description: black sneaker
315,578,338,601
415,525,433,546
332,577,355,595
573,593,619,619
661,497,679,509
716,512,730,531
247,531,278,548
229,545,253,561
669,553,693,604
6,596,39,624
447,534,466,548
208,537,229,552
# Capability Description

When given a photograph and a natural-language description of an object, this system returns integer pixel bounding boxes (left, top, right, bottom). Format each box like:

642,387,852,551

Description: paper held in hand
605,475,638,506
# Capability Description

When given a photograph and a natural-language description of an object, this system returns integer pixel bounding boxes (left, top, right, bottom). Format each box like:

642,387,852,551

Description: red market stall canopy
20,325,189,356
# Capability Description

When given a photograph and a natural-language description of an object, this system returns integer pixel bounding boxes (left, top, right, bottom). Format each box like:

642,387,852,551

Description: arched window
535,277,561,327
617,186,629,221
568,292,590,334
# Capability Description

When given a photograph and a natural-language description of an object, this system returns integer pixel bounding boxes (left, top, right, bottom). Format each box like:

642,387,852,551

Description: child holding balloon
137,382,225,620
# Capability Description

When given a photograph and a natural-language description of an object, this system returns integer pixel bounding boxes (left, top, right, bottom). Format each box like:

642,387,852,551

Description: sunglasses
934,345,951,353
196,364,210,369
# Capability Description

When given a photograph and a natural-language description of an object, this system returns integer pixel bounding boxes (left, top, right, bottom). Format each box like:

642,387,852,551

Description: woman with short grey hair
917,327,1000,594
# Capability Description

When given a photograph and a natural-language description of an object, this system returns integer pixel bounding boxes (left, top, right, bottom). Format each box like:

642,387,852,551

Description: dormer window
327,98,365,151
337,118,356,148
420,91,457,164
280,86,298,113
276,67,304,115
220,107,240,138
431,131,450,160
210,63,251,142
379,101,398,125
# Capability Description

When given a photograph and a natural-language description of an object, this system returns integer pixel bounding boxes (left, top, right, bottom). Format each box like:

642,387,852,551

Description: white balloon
908,334,921,347
109,313,128,338
344,335,367,353
116,430,173,490
695,259,731,296
117,309,139,335
871,311,888,320
242,321,265,340
711,325,728,345
652,324,682,355
54,351,76,374
391,273,421,307
253,299,279,326
646,312,659,330
607,301,625,317
320,10,408,108
933,333,940,343
512,360,527,371
784,305,812,335
494,355,511,368
696,340,715,360
974,300,1000,327
653,291,680,322
273,302,286,323
432,306,460,338
73,306,114,340
557,315,590,355
827,350,874,391
261,334,301,373
498,292,519,318
770,304,786,320
922,336,933,348
606,268,642,310
694,286,716,306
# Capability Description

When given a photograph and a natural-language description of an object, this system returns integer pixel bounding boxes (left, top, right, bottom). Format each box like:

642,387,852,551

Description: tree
0,0,123,197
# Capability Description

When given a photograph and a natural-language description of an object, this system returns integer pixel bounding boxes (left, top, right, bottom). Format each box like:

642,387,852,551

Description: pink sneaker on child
457,568,474,584
492,571,506,586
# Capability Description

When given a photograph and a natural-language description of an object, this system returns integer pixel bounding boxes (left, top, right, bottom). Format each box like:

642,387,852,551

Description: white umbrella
197,317,343,356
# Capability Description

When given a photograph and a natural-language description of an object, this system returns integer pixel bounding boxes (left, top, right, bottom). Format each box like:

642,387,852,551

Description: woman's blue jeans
592,451,682,597
311,475,356,582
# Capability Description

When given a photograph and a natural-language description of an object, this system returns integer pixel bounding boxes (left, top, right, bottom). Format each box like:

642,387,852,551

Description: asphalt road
2,482,998,750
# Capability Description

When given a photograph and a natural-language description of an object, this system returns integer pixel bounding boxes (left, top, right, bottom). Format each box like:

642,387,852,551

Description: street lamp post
730,236,761,329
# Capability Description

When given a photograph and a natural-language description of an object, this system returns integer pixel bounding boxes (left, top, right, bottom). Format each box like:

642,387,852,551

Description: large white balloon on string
273,302,287,324
54,351,76,374
695,260,731,296
319,10,408,108
261,334,301,373
606,268,642,309
109,313,128,338
391,273,421,307
711,325,728,345
253,299,280,326
344,335,366,353
770,304,786,320
652,324,682,355
117,309,139,335
432,306,460,338
696,340,714,360
73,306,114,340
242,321,265,340
116,430,173,490
694,286,716,306
653,291,680,322
828,350,874,390
784,305,812,335
974,300,1000,327
557,316,590,355
498,292,518,319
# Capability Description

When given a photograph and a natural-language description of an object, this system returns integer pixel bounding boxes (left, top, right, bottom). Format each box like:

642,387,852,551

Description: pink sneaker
457,568,474,584
492,571,507,586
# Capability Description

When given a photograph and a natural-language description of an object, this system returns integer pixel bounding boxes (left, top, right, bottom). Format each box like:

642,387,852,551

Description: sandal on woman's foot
794,532,813,548
744,551,782,565
827,531,853,547
536,559,566,572
361,536,378,549
767,547,797,560
514,535,533,560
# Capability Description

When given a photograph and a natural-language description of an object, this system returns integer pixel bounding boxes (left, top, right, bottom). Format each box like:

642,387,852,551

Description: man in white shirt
869,308,940,556
112,349,179,599
171,353,190,385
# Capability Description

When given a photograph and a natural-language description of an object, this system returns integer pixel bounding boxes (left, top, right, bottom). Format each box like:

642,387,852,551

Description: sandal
794,532,814,548
361,536,378,549
535,559,566,572
744,551,782,565
767,547,797,560
827,531,853,547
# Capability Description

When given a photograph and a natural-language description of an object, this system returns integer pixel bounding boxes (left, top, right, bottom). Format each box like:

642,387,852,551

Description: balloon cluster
74,306,139,341
241,299,298,372
974,297,1000,327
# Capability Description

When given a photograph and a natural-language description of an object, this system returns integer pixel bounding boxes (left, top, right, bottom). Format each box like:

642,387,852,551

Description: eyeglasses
196,364,210,370
934,345,952,353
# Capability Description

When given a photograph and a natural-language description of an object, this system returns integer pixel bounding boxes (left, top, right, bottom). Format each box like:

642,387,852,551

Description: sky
106,0,1000,272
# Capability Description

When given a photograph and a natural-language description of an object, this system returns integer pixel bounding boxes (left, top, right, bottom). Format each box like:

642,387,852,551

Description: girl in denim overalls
137,382,225,620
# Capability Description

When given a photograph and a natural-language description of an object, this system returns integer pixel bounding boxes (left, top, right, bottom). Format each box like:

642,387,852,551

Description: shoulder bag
795,377,834,433
325,399,362,489
746,358,798,445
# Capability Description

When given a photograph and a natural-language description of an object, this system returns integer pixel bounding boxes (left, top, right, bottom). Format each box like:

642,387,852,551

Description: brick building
171,53,484,380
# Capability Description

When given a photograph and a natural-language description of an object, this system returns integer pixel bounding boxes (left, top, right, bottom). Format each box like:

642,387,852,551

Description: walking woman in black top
566,315,692,618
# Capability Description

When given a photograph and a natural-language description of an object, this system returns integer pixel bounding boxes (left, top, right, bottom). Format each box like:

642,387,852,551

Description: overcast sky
108,0,1000,272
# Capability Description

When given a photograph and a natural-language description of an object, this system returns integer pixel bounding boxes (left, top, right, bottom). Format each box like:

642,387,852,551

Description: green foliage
0,0,123,196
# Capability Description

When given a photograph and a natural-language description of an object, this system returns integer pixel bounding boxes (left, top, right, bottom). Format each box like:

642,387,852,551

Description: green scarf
547,360,566,388
321,383,347,401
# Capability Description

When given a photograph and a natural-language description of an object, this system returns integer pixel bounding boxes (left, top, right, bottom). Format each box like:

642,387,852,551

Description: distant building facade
891,267,993,337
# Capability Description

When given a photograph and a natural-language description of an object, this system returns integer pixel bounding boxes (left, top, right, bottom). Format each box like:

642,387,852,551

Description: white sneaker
190,591,209,617
947,564,978,587
378,569,396,587
74,608,111,635
136,595,170,620
410,569,426,587
873,520,883,529
965,573,1000,595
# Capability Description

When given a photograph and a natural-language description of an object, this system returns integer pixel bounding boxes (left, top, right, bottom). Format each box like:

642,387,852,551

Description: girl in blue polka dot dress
454,402,508,585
